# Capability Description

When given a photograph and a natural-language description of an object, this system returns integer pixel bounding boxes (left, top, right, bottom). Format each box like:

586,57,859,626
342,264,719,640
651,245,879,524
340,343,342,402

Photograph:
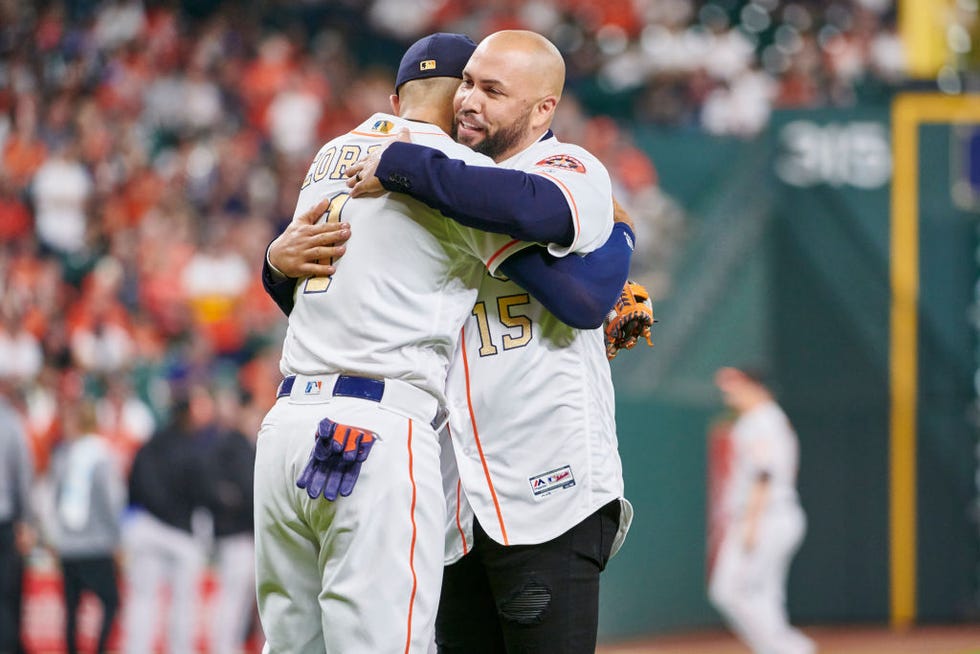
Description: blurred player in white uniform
709,367,816,654
255,33,635,654
347,31,633,653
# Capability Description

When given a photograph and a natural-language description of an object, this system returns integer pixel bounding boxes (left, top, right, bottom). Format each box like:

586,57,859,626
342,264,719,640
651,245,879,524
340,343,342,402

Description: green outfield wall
597,97,980,641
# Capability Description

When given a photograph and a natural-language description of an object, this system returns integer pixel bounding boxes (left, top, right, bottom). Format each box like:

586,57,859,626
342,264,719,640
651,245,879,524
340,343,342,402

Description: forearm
500,223,634,329
376,142,574,246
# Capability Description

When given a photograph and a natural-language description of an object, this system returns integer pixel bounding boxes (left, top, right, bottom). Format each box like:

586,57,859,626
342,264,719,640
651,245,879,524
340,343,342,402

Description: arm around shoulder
376,142,576,246
500,223,635,329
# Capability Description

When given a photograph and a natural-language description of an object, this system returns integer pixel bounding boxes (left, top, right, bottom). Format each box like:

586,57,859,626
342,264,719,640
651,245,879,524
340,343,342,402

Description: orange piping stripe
454,477,469,555
448,423,469,554
537,171,582,248
349,130,397,138
349,129,450,138
460,326,509,544
403,419,418,654
486,239,521,270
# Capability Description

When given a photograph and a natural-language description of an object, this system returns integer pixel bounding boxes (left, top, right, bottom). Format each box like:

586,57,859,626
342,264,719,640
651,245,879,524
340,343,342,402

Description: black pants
61,556,119,654
436,499,621,654
0,522,25,654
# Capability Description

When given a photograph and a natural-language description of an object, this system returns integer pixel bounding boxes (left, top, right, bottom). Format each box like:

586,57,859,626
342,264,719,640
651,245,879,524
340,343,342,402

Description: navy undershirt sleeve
262,224,635,330
499,223,635,329
262,245,297,316
375,141,575,247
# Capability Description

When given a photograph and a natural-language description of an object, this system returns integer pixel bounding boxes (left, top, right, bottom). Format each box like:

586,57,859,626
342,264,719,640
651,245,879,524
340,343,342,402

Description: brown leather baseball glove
604,280,655,360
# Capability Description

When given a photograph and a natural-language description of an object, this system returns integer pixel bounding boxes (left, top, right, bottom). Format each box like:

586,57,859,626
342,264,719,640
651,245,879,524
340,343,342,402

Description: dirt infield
598,625,980,654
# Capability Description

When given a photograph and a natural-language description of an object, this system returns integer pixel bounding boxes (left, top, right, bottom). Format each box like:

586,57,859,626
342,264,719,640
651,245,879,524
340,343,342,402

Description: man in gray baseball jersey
256,35,632,652
255,30,634,654
0,383,35,654
275,30,637,654
345,31,632,654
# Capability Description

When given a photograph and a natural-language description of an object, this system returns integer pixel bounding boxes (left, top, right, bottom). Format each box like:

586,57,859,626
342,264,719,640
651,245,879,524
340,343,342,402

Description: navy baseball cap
395,32,477,92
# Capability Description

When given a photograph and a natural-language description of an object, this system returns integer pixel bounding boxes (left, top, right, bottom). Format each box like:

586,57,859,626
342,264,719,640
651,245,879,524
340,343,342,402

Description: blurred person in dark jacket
0,382,35,654
120,394,212,654
203,387,258,654
48,400,125,654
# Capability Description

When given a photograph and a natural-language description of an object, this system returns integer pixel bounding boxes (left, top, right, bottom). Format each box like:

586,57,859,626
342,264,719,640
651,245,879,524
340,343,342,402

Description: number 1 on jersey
303,192,351,294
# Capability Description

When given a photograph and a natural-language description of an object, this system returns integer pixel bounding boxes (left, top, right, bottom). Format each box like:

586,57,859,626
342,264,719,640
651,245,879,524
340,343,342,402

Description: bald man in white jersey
256,33,636,654
345,31,634,653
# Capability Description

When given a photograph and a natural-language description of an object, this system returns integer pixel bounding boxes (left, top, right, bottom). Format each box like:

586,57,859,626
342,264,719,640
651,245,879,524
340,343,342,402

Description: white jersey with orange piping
442,132,633,562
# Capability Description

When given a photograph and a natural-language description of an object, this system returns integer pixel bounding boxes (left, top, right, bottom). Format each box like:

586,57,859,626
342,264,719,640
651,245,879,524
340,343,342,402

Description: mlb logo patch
372,119,394,133
420,59,436,71
304,380,323,395
529,464,576,498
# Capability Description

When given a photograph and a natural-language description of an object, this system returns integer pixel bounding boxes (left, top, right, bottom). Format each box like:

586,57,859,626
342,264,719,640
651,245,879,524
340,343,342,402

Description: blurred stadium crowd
0,0,940,646
0,0,921,472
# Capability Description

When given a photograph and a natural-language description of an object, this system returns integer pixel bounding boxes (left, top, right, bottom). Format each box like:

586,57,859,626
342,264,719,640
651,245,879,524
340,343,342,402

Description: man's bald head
454,30,567,161
474,30,565,100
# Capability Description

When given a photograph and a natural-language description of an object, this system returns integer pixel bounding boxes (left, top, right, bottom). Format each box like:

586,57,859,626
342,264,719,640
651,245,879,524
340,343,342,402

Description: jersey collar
497,130,557,167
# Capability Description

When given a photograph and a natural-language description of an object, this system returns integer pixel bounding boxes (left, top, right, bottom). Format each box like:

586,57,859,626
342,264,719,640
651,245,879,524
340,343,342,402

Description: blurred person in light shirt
68,260,135,374
180,218,251,355
95,375,156,476
0,303,43,384
31,139,93,256
267,70,323,162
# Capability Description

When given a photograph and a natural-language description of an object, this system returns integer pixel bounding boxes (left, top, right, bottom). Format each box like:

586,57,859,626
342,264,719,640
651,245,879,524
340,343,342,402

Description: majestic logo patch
304,380,323,395
420,59,436,71
536,154,586,173
372,120,394,133
529,465,576,498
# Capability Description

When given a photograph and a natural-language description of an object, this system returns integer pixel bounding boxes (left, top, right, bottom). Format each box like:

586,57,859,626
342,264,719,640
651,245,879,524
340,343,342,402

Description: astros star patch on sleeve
535,154,587,173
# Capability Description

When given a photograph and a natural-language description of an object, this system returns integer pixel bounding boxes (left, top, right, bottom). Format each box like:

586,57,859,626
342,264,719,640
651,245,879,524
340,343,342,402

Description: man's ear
389,93,400,115
533,95,558,130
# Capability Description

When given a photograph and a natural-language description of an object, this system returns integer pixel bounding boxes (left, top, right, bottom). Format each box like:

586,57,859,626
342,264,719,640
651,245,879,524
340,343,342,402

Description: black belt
276,375,447,430
277,374,384,401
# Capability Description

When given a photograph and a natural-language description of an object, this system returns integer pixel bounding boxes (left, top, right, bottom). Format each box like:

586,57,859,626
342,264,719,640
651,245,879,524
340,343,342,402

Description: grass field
598,625,980,653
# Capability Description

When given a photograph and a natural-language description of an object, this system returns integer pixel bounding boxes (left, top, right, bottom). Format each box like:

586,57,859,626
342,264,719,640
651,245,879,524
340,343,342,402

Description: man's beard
459,106,533,161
